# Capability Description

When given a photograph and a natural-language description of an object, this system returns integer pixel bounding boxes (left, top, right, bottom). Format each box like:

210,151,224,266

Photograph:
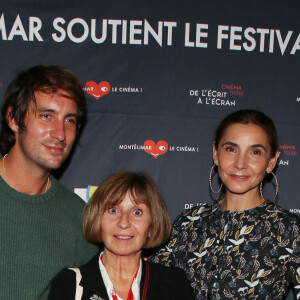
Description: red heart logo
85,81,111,100
144,140,168,159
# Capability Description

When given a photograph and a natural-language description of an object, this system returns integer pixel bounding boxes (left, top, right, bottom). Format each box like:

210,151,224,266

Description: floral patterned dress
151,200,300,299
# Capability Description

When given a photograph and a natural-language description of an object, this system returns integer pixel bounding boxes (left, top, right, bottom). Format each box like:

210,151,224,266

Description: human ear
6,106,18,133
213,142,219,166
266,151,279,173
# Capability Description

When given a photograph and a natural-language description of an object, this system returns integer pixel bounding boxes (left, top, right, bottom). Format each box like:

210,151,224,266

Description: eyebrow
251,144,267,151
221,141,267,151
221,141,237,147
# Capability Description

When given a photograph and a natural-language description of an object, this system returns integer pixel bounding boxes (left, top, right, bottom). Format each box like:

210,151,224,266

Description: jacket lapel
79,253,110,300
140,259,146,297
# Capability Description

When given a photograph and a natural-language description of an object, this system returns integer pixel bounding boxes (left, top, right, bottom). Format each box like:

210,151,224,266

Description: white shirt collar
98,252,142,300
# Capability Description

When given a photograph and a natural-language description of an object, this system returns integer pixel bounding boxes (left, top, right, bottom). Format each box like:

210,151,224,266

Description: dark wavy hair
214,109,279,157
0,64,87,155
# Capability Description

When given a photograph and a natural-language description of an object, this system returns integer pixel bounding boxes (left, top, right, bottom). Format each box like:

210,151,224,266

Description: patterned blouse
151,200,300,299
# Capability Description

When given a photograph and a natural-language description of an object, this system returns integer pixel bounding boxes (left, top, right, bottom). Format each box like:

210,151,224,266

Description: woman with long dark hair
152,110,300,299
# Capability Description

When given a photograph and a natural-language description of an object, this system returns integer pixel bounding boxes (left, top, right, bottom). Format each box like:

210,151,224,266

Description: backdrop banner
0,1,299,298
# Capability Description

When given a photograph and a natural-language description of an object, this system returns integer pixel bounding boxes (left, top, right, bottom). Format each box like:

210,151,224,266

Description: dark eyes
224,146,262,156
252,150,262,155
39,114,76,125
40,113,51,119
65,118,77,125
108,207,118,213
133,209,143,216
107,207,143,216
225,146,235,152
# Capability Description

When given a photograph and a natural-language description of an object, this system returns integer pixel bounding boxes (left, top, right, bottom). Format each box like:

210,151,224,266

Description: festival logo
189,83,243,107
221,83,244,96
74,185,98,202
84,80,143,100
86,185,98,201
144,140,168,159
278,144,297,167
119,140,199,158
85,81,111,100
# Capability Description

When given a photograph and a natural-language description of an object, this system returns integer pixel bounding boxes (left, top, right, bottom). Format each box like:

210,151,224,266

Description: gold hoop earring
209,164,223,194
260,171,278,202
